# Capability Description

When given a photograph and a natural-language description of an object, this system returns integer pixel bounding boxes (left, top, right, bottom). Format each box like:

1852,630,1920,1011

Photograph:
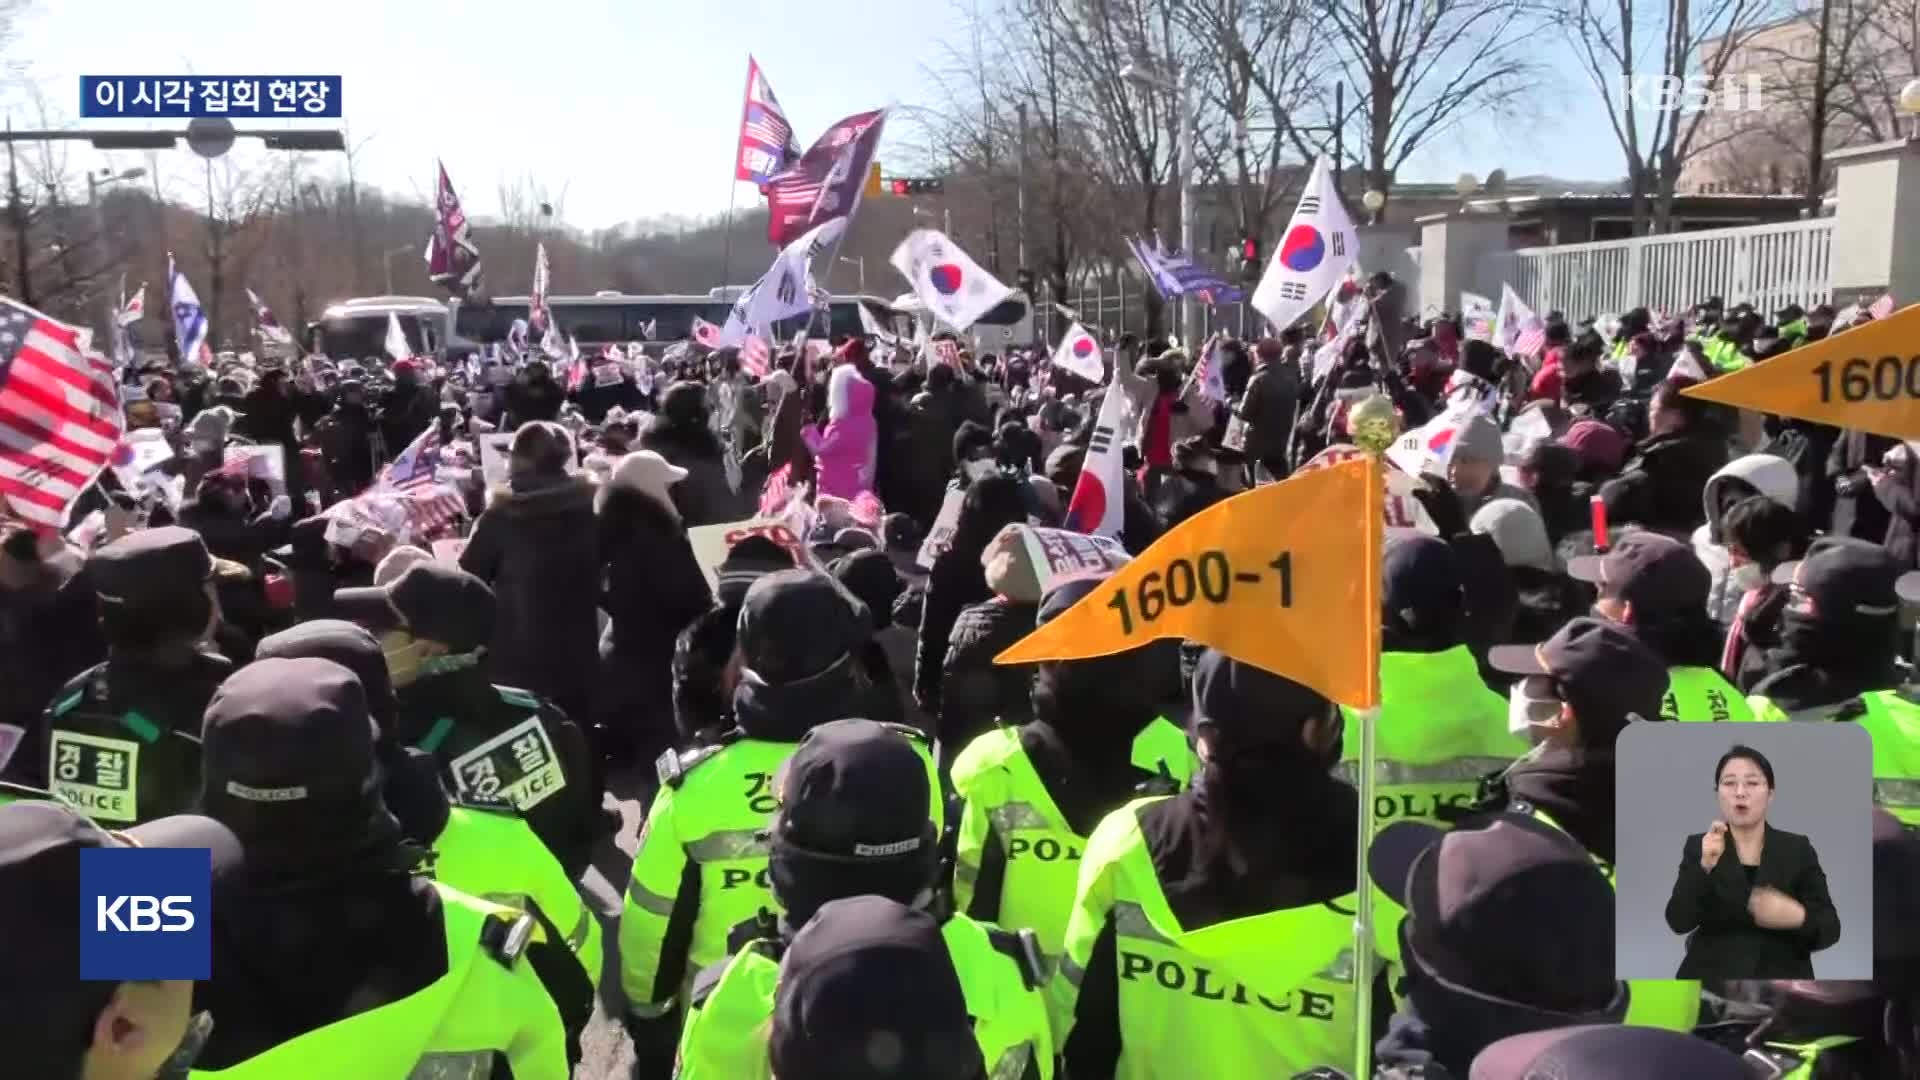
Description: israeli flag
167,254,209,364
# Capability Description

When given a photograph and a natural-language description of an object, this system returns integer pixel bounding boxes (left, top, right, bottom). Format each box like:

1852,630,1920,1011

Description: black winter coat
637,416,737,527
595,488,713,745
1600,430,1729,537
939,597,1038,752
460,476,600,722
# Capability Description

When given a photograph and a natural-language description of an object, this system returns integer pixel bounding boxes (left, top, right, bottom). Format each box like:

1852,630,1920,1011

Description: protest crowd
3,96,1920,1080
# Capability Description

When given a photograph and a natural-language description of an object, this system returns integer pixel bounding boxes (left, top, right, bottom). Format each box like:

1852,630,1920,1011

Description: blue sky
4,0,1626,230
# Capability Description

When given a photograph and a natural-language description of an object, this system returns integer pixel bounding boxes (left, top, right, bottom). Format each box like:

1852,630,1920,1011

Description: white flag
1492,284,1539,354
167,255,209,363
385,312,412,362
720,217,846,347
890,228,1014,332
1063,368,1128,538
1252,156,1356,332
1050,322,1105,383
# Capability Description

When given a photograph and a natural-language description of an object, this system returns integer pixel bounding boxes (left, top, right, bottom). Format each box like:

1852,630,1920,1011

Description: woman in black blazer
1664,744,1842,979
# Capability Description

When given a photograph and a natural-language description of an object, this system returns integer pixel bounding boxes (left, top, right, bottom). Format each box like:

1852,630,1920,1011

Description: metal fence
1478,217,1835,318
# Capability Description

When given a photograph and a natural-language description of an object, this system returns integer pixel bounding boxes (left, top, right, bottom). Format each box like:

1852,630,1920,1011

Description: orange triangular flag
995,455,1382,708
1682,304,1920,440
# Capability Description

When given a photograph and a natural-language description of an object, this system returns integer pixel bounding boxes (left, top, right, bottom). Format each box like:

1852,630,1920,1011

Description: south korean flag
1252,156,1358,334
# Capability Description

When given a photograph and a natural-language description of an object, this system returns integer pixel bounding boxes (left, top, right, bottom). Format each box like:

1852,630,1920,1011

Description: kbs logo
1616,73,1769,113
79,847,212,980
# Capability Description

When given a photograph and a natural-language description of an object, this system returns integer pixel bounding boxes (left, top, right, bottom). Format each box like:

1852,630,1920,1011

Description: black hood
639,414,725,463
732,653,871,741
1504,745,1618,863
483,474,596,519
1751,609,1902,715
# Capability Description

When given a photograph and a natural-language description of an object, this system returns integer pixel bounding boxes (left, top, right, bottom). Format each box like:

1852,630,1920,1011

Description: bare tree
1319,0,1548,217
1179,0,1331,256
1566,0,1781,234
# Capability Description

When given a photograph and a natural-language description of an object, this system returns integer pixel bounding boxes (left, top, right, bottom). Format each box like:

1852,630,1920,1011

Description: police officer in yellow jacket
1570,533,1755,723
1481,618,1702,1033
1369,813,1629,1078
1746,539,1920,823
7,527,239,826
765,896,1001,1080
187,658,584,1078
254,619,603,989
335,562,603,879
950,572,1196,965
676,718,1052,1079
0,800,236,1079
1049,649,1388,1078
620,570,945,1077
1342,535,1528,831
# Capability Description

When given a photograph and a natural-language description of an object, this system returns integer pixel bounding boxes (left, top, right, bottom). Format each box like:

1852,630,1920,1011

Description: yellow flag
994,455,1383,708
1682,304,1920,440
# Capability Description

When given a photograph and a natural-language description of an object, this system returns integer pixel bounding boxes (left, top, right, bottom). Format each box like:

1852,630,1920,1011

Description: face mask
964,458,997,482
1728,561,1767,594
1508,678,1560,735
380,631,430,688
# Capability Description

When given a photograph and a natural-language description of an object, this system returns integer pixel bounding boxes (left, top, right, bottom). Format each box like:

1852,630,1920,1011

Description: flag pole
720,181,739,296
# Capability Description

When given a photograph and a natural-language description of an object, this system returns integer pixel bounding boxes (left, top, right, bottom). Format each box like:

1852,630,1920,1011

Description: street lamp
381,243,413,294
839,256,865,294
1901,79,1920,139
1362,189,1386,226
86,165,146,204
1123,58,1194,348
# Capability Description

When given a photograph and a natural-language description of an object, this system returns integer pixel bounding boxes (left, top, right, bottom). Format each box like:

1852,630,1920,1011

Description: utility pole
1016,100,1029,272
7,121,30,306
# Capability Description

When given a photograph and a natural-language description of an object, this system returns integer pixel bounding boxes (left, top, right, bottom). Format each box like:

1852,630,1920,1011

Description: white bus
446,292,915,354
303,296,449,360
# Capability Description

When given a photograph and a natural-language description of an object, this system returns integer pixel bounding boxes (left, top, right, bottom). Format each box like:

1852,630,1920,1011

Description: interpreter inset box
1614,721,1873,981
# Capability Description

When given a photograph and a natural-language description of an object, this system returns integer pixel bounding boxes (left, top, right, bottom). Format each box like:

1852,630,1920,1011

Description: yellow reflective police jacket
1339,647,1528,984
619,727,944,1016
950,716,1196,963
1749,690,1920,825
1048,796,1363,1079
1519,802,1701,1033
1660,666,1756,724
191,883,569,1079
672,911,1053,1080
432,803,602,989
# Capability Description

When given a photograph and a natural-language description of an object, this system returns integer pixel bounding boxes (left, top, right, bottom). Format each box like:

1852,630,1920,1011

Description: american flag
116,282,145,327
759,462,793,516
376,426,443,491
736,57,802,187
1510,324,1547,359
246,287,292,345
765,109,887,247
425,160,484,296
740,334,770,377
0,298,123,532
1869,293,1896,320
530,242,551,333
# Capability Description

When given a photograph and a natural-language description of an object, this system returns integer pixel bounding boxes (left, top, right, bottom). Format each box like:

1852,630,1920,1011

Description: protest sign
996,456,1383,708
1017,525,1131,596
917,487,966,569
687,516,814,588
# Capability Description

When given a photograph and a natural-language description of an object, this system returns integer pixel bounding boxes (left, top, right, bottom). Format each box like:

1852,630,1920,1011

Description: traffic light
1015,268,1035,296
888,177,945,196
